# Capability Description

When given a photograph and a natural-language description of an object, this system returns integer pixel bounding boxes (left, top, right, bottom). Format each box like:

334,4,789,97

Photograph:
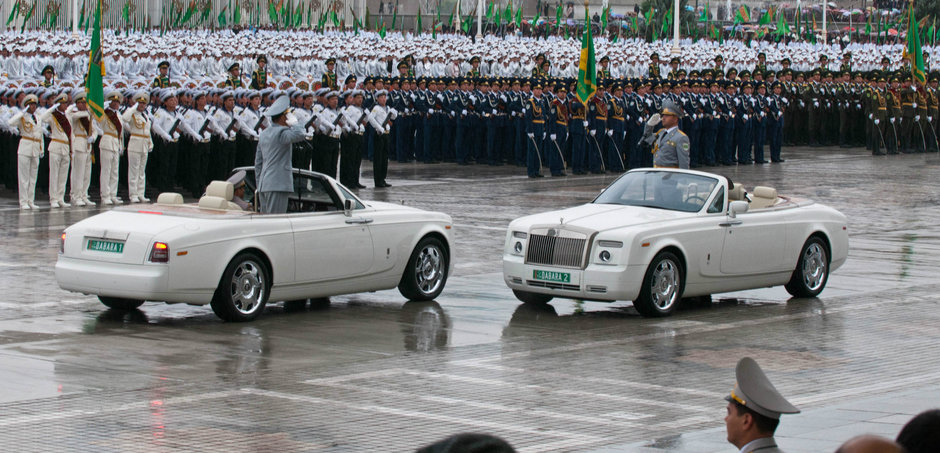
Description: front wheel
633,251,683,317
785,237,829,298
210,252,270,322
398,237,449,301
98,296,144,310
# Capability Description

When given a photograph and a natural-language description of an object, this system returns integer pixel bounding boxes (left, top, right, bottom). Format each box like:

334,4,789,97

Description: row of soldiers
3,64,939,207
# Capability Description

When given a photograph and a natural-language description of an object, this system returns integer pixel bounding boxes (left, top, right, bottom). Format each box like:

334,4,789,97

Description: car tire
633,251,683,317
98,296,144,310
210,252,270,322
785,237,829,298
512,289,553,305
398,237,449,302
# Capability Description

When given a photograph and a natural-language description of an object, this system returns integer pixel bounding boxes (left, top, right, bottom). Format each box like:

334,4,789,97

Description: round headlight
514,242,524,253
599,250,611,262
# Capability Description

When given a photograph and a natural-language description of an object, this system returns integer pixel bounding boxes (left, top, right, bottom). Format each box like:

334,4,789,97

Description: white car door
289,175,374,284
719,209,789,275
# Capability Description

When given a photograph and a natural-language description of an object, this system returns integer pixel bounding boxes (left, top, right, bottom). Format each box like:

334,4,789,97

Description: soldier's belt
595,116,607,120
131,133,150,139
20,136,41,142
104,132,119,138
612,116,624,121
555,121,568,126
532,120,544,124
51,138,69,145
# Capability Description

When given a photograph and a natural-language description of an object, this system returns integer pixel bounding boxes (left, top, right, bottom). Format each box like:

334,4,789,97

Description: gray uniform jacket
254,124,307,193
652,126,691,169
738,436,784,453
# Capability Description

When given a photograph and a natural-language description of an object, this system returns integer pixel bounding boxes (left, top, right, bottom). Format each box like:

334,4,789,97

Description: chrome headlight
593,239,623,265
509,231,527,256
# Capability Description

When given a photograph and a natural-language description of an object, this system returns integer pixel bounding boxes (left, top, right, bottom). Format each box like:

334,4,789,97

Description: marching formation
2,29,939,208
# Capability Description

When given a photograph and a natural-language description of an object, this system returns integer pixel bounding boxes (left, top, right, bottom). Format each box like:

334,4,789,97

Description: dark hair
415,433,516,453
731,401,780,435
897,409,940,453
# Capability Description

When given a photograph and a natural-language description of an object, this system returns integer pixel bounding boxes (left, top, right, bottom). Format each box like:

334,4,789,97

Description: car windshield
593,171,720,213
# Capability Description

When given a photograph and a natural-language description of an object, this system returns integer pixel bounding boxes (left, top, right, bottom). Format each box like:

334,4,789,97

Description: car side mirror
343,199,353,217
729,200,749,218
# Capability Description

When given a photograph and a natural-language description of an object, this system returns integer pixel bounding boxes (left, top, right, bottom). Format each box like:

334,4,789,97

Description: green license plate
87,239,124,254
533,269,571,283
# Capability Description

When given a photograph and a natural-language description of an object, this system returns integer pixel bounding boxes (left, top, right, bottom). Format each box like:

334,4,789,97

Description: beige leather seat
749,186,778,209
728,183,747,201
198,181,241,210
156,192,184,205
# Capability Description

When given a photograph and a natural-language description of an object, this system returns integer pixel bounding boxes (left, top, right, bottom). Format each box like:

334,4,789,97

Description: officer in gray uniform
254,96,307,214
724,357,801,453
645,100,690,169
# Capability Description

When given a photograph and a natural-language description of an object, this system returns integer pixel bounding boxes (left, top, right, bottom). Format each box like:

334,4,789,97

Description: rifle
224,117,238,134
253,116,265,132
167,118,181,138
304,112,318,129
198,117,211,135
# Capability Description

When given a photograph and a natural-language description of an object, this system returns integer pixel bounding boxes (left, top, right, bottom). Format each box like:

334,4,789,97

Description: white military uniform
98,106,125,204
41,105,73,207
122,106,154,202
67,104,98,206
6,106,45,208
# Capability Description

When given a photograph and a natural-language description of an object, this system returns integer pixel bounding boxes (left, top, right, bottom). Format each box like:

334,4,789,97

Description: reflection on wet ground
1,147,939,451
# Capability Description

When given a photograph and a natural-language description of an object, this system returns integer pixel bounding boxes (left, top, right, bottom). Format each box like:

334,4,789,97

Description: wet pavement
1,147,939,452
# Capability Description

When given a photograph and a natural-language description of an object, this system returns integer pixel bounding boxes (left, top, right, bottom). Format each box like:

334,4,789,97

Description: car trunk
63,209,198,265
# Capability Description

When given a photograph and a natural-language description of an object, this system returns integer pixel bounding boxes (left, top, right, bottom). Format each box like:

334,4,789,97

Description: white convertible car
56,168,453,322
503,169,848,317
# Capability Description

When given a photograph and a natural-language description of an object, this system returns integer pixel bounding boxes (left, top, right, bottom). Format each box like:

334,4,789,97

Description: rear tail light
60,232,66,254
149,242,169,263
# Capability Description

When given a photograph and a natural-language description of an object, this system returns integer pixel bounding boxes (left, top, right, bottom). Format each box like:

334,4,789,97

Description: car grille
527,280,580,291
525,232,587,268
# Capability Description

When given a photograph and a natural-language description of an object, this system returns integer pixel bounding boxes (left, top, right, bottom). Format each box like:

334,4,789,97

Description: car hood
512,203,693,232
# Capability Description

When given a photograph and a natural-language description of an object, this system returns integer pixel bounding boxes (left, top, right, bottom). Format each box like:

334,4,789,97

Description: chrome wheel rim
415,245,445,296
651,259,679,311
230,260,265,315
801,243,828,292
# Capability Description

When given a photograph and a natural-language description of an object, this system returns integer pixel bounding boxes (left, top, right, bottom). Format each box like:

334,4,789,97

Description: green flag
379,22,386,38
233,0,241,24
330,9,339,27
555,3,562,30
661,7,672,39
416,5,422,32
6,0,20,27
391,4,397,29
494,7,500,26
515,4,522,27
86,0,105,122
20,1,34,33
576,6,596,105
905,3,926,84
865,13,871,36
485,1,493,21
505,1,512,23
268,1,278,25
40,3,50,27
218,4,228,26
601,5,608,32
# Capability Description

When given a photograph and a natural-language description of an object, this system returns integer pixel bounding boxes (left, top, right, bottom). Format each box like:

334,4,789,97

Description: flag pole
672,0,680,53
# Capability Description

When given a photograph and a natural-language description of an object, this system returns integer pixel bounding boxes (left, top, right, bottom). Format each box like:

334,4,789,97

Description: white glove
450,110,455,117
461,109,467,116
691,114,697,120
410,93,417,100
389,109,398,120
358,124,365,133
742,114,749,121
428,108,434,114
172,132,180,141
384,125,391,134
500,95,507,102
646,113,660,126
469,95,477,102
760,112,766,117
856,103,861,109
929,116,933,122
40,152,45,158
527,132,535,138
492,109,497,115
915,115,921,122
869,113,873,120
890,117,896,124
874,119,880,125
202,132,211,141
913,102,917,108
606,129,614,137
436,94,444,101
814,102,819,107
87,136,95,145
331,126,342,137
550,134,557,140
582,120,589,127
590,130,596,136
521,108,526,114
228,131,236,140
286,112,298,126
542,132,546,139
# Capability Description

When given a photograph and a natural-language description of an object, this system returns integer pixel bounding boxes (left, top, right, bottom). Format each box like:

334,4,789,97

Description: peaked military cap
661,100,682,117
158,61,170,69
228,62,240,72
726,357,800,420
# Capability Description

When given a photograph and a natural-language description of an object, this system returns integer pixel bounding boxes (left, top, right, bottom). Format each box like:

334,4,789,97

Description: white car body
503,169,848,315
56,169,454,320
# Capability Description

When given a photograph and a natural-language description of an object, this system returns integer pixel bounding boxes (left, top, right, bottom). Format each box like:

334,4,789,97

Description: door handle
719,219,742,227
345,218,374,224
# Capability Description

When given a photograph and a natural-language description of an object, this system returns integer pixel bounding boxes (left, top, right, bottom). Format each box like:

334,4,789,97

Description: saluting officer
122,92,154,203
649,100,690,169
7,94,44,209
724,357,800,453
67,91,98,206
43,92,73,208
98,90,125,205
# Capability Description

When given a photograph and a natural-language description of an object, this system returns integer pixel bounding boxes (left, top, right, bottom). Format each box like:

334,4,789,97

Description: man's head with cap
660,100,682,129
264,95,291,125
725,357,800,449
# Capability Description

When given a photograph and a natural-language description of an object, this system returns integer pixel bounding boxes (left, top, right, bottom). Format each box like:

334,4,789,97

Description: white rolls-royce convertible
503,169,848,317
56,168,453,322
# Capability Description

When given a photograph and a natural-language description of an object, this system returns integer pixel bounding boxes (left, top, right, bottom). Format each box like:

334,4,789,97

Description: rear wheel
98,296,144,310
512,290,553,305
210,252,270,322
398,237,449,301
633,252,683,317
785,237,829,298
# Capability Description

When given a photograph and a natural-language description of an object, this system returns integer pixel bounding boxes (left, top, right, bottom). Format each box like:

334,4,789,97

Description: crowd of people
2,29,939,209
